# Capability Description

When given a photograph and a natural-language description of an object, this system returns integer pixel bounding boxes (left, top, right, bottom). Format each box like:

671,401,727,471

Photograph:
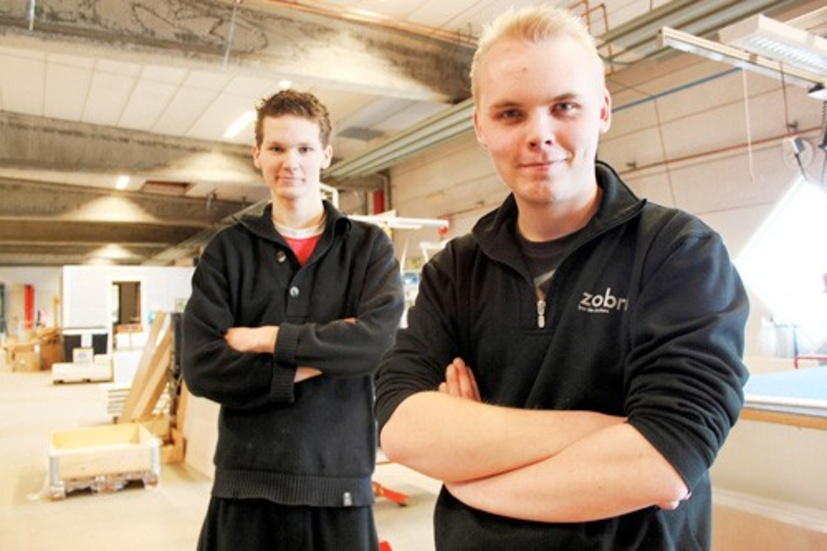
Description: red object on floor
379,538,393,551
372,480,409,506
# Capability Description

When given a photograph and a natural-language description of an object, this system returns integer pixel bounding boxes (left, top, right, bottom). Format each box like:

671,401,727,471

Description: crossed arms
380,358,690,523
224,323,354,383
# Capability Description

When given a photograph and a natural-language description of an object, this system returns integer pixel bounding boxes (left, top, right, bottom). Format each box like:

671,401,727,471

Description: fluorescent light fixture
719,14,827,76
278,79,292,89
115,175,129,190
350,213,449,230
658,27,826,91
347,8,385,20
223,110,256,139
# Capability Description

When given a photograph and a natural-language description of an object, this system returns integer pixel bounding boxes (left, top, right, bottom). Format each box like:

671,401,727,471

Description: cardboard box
10,343,40,372
39,341,63,371
48,423,161,499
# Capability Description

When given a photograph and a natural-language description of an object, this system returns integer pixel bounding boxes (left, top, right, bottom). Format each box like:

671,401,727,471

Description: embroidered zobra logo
579,287,628,313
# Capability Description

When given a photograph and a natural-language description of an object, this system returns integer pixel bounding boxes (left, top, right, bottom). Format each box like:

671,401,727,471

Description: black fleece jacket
183,200,404,508
375,162,749,550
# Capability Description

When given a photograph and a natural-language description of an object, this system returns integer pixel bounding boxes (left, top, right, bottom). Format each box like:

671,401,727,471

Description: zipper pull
536,298,546,328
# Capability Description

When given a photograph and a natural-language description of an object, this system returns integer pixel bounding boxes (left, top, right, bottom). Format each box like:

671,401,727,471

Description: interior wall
61,265,194,330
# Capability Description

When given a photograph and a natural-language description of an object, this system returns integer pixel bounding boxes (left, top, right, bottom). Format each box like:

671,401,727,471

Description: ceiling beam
0,176,247,225
0,112,263,196
0,219,202,244
0,243,170,266
0,0,472,103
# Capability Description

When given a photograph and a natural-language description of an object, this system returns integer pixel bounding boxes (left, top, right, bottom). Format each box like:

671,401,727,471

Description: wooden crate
48,423,161,500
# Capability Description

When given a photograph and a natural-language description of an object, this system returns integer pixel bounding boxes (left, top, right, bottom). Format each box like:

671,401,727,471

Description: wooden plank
129,329,173,421
741,407,827,431
117,312,167,424
161,428,185,464
176,379,190,430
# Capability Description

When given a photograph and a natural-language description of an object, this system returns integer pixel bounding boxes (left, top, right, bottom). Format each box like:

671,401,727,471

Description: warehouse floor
0,369,439,551
8,364,821,551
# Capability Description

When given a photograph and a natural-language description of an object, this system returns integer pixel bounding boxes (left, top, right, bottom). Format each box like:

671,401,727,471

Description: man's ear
599,88,612,134
251,145,262,169
321,144,333,169
473,109,487,149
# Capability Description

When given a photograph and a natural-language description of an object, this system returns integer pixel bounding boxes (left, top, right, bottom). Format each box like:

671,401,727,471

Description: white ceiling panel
406,0,484,31
82,70,137,126
118,79,180,131
94,57,142,78
151,87,222,138
46,52,96,70
409,0,557,34
185,92,254,142
223,74,289,99
0,48,45,115
140,64,189,85
182,69,235,92
44,59,93,119
315,0,425,20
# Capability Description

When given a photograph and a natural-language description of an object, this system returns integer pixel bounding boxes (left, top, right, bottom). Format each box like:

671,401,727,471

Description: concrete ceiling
0,0,821,266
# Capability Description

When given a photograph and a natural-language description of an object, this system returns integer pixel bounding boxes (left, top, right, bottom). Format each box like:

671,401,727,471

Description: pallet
48,470,160,500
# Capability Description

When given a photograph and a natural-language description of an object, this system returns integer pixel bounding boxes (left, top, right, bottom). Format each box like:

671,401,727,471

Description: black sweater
375,163,749,549
183,201,404,508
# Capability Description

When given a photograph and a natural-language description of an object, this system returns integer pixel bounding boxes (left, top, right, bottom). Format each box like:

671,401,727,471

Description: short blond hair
470,6,604,103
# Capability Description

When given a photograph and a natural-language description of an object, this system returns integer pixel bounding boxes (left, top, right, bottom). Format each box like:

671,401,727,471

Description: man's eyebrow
261,140,316,147
551,92,579,101
487,93,581,110
487,100,522,111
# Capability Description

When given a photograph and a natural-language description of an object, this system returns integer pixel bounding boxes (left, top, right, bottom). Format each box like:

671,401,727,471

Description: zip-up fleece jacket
183,200,404,509
375,162,749,550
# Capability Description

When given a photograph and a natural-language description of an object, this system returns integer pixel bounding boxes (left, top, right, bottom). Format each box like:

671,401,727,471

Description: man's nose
283,149,301,167
527,113,555,149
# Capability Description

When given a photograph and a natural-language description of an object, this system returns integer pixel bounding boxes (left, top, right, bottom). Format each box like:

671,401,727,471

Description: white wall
61,265,194,331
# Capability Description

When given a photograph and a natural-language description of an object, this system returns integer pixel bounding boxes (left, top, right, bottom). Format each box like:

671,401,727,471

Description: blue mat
744,366,827,416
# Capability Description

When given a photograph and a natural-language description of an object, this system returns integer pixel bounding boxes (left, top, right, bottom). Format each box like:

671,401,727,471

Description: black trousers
197,497,380,551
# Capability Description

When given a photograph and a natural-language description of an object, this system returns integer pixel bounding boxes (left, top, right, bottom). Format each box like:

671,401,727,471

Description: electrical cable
27,0,35,31
742,70,756,186
780,63,808,182
652,99,677,206
820,101,827,188
223,0,243,69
